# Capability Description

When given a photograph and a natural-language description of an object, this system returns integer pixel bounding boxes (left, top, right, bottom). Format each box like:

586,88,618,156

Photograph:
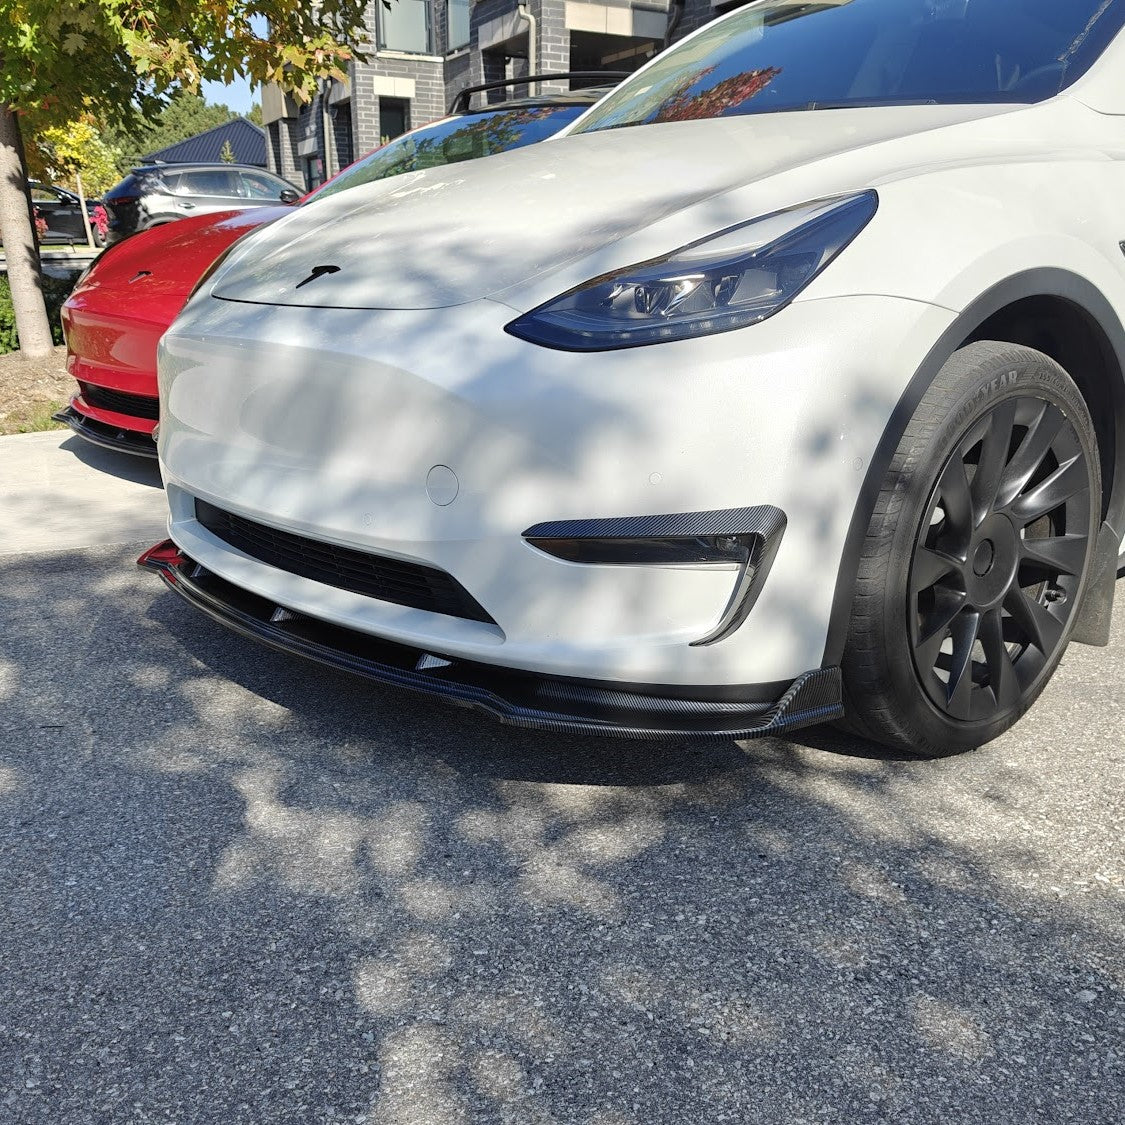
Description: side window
159,172,184,195
177,170,239,196
239,171,287,200
30,186,61,202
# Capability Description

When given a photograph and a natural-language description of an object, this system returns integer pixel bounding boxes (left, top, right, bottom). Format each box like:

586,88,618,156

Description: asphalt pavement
0,433,1121,1124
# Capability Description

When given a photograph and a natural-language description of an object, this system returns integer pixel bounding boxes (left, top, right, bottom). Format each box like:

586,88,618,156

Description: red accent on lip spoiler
137,539,185,572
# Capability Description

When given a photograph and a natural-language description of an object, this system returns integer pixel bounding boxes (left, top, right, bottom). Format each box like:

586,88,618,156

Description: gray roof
143,117,266,167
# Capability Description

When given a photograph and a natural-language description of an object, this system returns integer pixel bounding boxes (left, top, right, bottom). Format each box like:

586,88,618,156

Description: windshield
312,103,586,200
575,0,1125,132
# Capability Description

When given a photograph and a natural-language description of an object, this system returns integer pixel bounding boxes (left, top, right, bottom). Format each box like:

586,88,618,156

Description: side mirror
279,188,300,205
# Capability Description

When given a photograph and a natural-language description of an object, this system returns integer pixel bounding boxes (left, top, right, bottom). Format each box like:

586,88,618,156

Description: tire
841,341,1101,756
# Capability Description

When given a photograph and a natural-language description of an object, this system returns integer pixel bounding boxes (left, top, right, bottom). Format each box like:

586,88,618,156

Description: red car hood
61,206,292,414
74,206,291,301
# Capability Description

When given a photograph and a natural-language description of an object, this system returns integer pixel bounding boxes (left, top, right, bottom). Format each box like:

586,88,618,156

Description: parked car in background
57,78,622,456
26,182,103,245
144,0,1125,757
101,163,302,244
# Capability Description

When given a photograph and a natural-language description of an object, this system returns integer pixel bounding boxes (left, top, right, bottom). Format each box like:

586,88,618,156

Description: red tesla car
55,78,619,456
57,207,277,454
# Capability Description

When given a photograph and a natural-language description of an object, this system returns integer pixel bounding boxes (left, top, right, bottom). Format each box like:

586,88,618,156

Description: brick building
263,0,727,189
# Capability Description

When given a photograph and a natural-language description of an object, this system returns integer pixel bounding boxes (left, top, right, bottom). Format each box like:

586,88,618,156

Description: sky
202,75,257,115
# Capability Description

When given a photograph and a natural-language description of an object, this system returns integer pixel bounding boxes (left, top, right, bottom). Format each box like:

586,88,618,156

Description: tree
247,102,263,127
103,91,238,172
0,0,370,358
28,117,122,196
219,138,236,163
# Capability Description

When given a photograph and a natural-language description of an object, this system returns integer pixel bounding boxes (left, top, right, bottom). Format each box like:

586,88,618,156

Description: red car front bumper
59,285,179,456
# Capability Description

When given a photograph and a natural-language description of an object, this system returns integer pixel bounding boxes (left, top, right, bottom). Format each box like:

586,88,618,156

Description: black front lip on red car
53,404,159,458
138,539,844,739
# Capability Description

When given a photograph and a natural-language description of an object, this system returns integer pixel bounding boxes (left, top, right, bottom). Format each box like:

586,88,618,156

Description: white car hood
211,105,1020,311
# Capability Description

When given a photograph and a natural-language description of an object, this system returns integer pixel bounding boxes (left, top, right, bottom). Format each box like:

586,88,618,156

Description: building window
447,0,470,51
377,0,433,54
331,104,355,168
380,99,410,143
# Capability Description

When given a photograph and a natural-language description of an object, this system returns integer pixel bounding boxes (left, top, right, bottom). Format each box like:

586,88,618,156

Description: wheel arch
823,267,1125,667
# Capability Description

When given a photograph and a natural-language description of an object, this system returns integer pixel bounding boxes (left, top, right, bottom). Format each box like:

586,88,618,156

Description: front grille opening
194,499,495,625
80,383,160,421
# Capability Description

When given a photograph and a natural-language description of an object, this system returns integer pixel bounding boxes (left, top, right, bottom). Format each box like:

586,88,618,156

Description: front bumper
61,281,179,443
139,540,843,739
53,403,158,458
158,293,955,686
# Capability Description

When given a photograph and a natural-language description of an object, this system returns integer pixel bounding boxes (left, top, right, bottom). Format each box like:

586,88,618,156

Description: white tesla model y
143,0,1125,754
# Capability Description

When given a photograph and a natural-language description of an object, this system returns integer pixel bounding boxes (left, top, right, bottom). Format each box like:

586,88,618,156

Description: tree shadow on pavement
0,543,1121,1125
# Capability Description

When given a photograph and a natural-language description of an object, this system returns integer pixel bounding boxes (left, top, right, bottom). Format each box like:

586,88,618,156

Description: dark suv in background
29,182,104,245
102,163,301,244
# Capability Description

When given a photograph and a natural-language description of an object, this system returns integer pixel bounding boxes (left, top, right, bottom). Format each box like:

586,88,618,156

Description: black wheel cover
908,395,1094,723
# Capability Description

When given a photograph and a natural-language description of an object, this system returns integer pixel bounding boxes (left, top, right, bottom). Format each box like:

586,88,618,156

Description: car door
237,170,299,206
171,169,248,218
30,184,83,242
52,187,90,240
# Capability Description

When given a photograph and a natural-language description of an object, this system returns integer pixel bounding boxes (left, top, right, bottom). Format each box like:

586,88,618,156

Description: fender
823,267,1125,667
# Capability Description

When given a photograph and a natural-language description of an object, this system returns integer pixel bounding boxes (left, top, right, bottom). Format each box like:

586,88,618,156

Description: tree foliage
0,0,371,356
102,92,238,172
1,2,372,123
26,118,123,195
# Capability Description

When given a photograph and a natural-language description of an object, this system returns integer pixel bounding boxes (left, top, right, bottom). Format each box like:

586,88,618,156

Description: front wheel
841,341,1101,756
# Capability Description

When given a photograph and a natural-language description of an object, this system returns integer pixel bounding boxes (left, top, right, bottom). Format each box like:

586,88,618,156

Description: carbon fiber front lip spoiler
139,542,844,739
53,405,158,459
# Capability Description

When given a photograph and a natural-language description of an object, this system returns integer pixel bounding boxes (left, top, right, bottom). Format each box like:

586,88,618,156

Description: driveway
0,434,1121,1124
0,431,166,555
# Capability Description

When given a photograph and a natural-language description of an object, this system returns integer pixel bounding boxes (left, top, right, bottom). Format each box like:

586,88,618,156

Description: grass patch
0,399,67,436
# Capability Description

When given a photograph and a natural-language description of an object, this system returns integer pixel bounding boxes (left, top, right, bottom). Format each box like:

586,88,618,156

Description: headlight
506,191,878,351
